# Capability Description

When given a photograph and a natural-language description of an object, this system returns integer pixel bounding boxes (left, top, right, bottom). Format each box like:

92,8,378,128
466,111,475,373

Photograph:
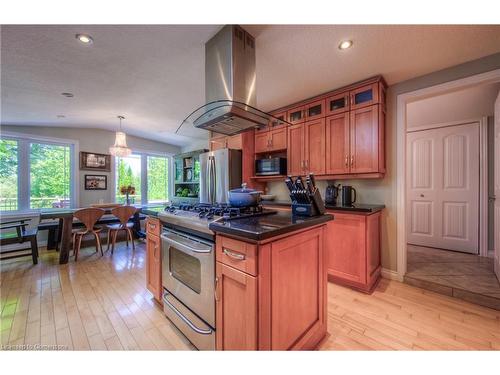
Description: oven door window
169,246,202,294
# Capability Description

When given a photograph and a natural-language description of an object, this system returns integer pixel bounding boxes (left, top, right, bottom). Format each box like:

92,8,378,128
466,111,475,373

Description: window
0,139,18,211
116,154,142,204
30,143,71,209
0,134,76,212
147,155,169,204
115,152,170,205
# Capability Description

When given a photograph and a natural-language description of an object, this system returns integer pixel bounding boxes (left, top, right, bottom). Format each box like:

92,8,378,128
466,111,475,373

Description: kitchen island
209,211,333,350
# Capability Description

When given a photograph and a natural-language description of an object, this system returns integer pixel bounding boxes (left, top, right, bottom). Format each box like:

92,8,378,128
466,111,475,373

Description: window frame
112,149,172,205
0,131,79,214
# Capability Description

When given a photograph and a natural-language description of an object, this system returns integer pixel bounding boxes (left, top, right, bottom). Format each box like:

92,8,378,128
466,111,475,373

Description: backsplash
266,179,387,204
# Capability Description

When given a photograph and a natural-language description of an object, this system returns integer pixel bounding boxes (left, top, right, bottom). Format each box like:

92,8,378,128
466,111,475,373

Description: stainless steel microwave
255,157,287,176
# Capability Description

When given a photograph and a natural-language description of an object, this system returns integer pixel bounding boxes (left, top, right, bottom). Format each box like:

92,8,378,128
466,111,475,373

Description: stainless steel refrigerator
199,149,242,205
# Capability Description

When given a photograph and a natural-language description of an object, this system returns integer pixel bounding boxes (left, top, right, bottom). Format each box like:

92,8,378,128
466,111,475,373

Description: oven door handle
162,292,213,335
161,234,212,254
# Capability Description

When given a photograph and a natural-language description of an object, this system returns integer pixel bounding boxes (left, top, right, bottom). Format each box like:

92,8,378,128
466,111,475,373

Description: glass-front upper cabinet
270,111,287,129
349,83,380,110
305,99,326,121
260,111,287,133
326,92,350,116
287,105,305,125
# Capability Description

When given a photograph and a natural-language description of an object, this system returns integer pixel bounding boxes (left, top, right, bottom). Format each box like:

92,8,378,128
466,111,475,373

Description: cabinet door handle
350,156,354,167
214,277,220,302
223,248,245,261
345,155,348,168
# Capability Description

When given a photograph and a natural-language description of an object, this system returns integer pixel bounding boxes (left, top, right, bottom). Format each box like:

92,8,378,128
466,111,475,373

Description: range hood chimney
178,25,289,136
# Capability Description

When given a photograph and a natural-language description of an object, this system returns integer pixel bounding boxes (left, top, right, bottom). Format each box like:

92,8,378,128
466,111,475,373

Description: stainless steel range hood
178,25,289,136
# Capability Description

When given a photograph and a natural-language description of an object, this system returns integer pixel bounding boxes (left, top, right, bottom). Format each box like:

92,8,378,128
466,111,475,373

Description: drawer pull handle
223,248,245,261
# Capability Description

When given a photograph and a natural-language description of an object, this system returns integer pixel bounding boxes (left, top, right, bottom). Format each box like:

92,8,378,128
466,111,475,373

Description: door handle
489,196,496,202
345,155,348,168
350,156,354,167
163,292,213,335
420,194,425,198
214,277,220,302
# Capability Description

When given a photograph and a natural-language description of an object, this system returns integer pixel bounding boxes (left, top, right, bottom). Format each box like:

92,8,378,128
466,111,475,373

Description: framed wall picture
80,151,111,171
84,175,107,190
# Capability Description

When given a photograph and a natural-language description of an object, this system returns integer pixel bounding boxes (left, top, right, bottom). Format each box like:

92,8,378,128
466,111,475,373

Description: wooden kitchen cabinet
264,76,386,180
304,99,326,121
254,127,287,153
287,123,305,175
304,118,326,175
209,135,227,151
350,104,383,174
326,210,381,293
350,82,380,110
146,217,162,303
215,225,327,350
326,91,350,116
324,104,384,176
287,105,305,125
215,262,258,350
209,134,242,151
287,118,325,176
326,111,350,174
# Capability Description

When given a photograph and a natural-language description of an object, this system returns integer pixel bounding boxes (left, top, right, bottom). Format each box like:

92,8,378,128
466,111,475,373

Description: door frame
406,118,487,255
396,68,500,279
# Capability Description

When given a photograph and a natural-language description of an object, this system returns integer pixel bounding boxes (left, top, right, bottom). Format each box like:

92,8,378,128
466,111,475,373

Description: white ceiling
2,25,500,147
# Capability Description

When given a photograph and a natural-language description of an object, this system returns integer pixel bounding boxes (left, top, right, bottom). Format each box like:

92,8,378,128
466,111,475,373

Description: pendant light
109,115,132,157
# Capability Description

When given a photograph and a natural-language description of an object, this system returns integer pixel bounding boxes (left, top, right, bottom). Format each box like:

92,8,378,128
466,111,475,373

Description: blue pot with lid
227,183,263,207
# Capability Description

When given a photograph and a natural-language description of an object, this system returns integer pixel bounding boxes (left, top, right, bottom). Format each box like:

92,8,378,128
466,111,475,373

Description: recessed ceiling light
75,33,93,45
61,92,74,98
338,40,353,50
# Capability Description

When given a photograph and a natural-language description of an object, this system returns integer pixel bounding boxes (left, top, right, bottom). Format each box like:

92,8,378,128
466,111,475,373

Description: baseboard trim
381,268,404,282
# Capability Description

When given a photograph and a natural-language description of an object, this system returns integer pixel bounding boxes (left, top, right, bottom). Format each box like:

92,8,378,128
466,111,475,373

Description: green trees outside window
30,143,71,209
116,154,141,204
147,156,169,204
0,139,18,211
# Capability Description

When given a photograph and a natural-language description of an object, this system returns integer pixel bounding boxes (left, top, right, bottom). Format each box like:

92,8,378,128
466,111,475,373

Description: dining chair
72,207,105,261
0,213,40,265
106,205,137,253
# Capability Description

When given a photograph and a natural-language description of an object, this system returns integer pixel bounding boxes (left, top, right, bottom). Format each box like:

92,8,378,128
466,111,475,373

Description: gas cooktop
158,203,275,237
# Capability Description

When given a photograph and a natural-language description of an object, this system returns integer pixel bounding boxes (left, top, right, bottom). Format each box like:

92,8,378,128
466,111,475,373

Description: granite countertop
261,200,384,213
208,210,333,241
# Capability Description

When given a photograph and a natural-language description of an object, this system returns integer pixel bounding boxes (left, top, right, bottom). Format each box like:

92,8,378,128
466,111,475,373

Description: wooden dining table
40,205,148,264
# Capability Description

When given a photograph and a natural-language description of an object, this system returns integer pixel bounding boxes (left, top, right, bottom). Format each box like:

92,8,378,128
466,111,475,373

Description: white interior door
494,93,500,279
407,122,480,253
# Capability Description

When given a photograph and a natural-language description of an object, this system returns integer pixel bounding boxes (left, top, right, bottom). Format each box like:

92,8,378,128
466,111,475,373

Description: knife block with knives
285,174,326,217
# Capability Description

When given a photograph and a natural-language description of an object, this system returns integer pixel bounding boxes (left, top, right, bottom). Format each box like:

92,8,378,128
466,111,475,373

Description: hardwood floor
0,241,194,350
321,278,500,350
1,241,500,350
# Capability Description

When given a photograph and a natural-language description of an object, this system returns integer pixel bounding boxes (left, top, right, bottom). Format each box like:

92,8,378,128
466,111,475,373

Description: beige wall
267,52,500,272
407,82,500,128
0,125,181,207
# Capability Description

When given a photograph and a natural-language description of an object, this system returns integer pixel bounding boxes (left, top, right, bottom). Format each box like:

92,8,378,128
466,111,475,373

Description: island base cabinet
146,218,162,303
215,226,327,350
215,262,258,350
326,211,381,293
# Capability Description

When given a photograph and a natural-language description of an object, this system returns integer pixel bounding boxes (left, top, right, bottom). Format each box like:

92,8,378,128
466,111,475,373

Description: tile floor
405,244,500,310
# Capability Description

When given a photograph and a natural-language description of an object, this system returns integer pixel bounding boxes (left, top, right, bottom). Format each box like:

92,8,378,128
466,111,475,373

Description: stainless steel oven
161,228,215,350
